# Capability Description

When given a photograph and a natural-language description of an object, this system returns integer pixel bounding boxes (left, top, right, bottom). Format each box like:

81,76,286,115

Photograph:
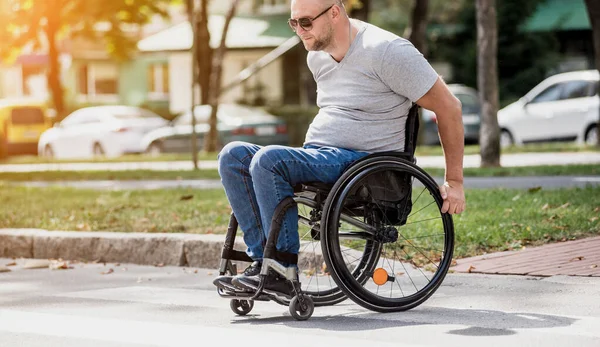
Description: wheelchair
215,104,455,320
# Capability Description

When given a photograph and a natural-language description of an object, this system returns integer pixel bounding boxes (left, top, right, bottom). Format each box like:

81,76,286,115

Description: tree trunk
46,0,65,121
476,0,500,167
197,0,212,105
408,0,429,57
187,0,199,169
204,0,239,152
349,0,370,21
585,0,600,147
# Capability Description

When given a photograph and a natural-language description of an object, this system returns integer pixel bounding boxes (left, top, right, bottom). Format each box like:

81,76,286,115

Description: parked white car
498,70,599,147
38,106,168,159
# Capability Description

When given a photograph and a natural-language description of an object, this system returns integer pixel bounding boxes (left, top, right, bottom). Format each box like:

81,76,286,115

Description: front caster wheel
230,299,253,316
289,295,314,321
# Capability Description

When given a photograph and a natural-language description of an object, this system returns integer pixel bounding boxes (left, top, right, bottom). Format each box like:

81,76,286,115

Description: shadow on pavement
230,306,576,337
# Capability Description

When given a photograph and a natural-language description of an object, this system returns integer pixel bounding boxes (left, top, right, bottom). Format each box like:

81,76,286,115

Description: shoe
234,269,297,299
213,275,250,293
231,260,263,288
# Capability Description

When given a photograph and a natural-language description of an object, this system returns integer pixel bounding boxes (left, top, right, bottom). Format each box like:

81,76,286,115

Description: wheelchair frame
215,104,455,320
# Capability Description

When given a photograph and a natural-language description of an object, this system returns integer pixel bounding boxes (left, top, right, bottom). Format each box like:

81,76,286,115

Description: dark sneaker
213,275,251,293
230,261,263,289
234,270,296,299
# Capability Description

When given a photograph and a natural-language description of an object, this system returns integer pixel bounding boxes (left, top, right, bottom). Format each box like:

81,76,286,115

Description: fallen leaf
101,268,114,275
528,186,542,193
467,265,476,273
569,256,585,262
0,266,11,273
560,203,570,209
23,259,51,269
590,217,598,222
155,263,165,268
5,262,16,267
180,195,194,201
590,264,598,269
115,263,121,267
194,270,198,274
76,223,91,231
207,272,213,276
396,272,405,276
541,203,550,210
50,260,72,270
594,207,599,213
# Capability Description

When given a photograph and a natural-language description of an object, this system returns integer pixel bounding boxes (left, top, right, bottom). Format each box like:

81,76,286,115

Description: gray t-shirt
303,20,438,152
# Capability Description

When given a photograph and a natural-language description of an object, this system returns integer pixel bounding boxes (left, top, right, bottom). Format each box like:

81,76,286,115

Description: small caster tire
289,295,314,321
230,299,253,316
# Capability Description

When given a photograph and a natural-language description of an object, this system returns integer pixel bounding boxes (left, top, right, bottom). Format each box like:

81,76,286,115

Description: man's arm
415,76,466,215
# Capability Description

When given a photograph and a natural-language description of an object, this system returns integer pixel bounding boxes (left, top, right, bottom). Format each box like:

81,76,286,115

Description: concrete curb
0,228,247,269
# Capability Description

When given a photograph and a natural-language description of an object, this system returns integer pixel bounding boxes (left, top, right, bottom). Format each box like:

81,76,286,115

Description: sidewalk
452,236,600,277
0,152,599,172
2,228,598,277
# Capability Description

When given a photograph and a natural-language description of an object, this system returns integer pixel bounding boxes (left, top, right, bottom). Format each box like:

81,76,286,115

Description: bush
267,105,318,147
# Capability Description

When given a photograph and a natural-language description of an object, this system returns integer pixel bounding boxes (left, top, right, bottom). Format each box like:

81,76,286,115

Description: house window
77,63,118,101
256,0,288,13
147,63,169,99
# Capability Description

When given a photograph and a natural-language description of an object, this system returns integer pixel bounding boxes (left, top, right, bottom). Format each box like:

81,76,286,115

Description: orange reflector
372,268,388,286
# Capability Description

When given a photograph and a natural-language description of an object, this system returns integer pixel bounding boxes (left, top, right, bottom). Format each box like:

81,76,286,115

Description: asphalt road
13,175,600,191
0,258,599,347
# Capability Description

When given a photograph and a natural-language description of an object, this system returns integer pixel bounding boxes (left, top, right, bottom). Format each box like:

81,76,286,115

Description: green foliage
266,105,318,147
437,0,560,105
0,0,172,62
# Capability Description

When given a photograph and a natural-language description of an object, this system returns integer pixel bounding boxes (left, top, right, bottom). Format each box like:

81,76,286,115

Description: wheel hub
376,226,398,243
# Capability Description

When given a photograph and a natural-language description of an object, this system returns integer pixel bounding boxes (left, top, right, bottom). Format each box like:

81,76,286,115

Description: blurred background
0,0,598,162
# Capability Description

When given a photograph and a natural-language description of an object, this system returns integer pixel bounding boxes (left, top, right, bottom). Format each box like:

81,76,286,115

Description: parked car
0,98,53,159
38,106,168,159
498,70,599,147
421,84,481,145
142,104,289,155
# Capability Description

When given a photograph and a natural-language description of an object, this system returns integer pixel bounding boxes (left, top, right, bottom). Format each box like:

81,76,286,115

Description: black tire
321,157,454,312
500,129,514,148
585,124,598,146
43,144,54,159
289,295,314,321
230,299,253,316
0,135,7,160
296,197,380,307
92,143,105,157
147,141,163,157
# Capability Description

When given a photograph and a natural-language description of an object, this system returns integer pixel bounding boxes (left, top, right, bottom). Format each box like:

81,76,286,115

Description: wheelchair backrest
404,103,420,158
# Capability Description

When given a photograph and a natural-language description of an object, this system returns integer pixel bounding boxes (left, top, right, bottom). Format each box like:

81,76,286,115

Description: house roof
524,0,591,32
137,14,294,52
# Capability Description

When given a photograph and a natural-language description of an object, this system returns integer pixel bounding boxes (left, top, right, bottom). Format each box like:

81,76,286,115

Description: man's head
290,0,347,51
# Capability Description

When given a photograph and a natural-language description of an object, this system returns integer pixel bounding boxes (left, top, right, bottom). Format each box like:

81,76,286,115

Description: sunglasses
288,5,334,32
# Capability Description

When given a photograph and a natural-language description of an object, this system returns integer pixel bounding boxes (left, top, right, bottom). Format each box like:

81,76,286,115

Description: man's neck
326,19,356,63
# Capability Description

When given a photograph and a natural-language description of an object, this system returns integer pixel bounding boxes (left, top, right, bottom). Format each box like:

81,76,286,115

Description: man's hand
439,180,466,214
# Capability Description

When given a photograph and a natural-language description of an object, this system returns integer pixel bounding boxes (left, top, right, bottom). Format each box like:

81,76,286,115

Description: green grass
415,143,600,156
1,184,598,259
0,169,221,181
0,152,219,164
0,185,232,234
0,163,598,182
1,142,598,165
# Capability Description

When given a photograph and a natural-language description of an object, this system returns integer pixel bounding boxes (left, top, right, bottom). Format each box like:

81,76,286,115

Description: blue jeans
217,141,368,262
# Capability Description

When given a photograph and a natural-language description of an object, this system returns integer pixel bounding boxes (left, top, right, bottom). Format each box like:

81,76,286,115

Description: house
524,0,594,72
136,0,306,115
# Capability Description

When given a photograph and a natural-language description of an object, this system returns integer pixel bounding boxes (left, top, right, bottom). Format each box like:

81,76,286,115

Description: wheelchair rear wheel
296,197,380,307
321,157,454,312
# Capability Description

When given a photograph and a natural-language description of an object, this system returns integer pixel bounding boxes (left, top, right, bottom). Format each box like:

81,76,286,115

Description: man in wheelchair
214,0,466,300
